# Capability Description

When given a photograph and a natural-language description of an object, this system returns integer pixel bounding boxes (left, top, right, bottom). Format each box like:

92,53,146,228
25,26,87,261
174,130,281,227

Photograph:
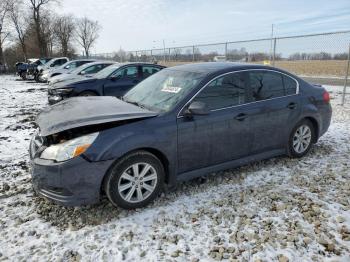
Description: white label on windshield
161,86,182,93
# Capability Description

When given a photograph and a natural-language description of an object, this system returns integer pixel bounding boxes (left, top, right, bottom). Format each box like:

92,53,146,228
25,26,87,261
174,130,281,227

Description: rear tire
104,151,164,209
288,119,315,158
20,72,27,80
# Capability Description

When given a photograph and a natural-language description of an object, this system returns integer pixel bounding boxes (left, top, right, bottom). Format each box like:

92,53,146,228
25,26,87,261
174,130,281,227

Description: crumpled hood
36,96,158,136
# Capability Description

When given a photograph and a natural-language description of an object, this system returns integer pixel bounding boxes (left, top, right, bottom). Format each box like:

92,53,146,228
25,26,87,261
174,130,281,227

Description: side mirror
185,101,209,116
110,75,121,81
80,71,86,75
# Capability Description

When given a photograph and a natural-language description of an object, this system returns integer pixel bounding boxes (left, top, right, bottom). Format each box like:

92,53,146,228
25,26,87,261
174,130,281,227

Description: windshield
94,65,120,79
70,63,94,75
123,69,205,112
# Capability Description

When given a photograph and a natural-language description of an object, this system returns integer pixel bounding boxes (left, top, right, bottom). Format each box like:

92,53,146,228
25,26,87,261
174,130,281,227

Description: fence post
341,43,350,106
272,38,277,66
225,42,228,60
168,48,171,62
192,46,195,61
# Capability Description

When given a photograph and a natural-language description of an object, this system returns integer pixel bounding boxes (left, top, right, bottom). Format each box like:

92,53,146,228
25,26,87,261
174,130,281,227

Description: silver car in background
49,61,116,85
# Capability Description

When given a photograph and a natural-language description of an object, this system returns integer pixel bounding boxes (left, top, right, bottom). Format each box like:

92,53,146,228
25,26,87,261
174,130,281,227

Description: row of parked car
16,57,165,104
24,57,332,210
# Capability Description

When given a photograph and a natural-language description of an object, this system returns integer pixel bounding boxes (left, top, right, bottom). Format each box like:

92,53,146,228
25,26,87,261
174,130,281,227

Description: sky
56,0,350,54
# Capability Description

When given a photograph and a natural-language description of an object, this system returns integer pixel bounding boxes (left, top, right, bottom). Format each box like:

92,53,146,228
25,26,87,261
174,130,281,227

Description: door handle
234,113,247,121
287,102,297,109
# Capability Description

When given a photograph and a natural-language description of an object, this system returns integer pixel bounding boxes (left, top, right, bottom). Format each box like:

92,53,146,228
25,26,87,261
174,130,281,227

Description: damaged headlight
40,132,99,162
54,88,73,94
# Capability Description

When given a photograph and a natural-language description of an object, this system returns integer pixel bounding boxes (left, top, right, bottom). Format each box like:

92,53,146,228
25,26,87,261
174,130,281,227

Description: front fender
84,117,178,184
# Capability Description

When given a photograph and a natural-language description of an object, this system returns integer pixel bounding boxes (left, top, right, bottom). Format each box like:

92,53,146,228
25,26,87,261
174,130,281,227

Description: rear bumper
319,103,332,137
31,156,113,206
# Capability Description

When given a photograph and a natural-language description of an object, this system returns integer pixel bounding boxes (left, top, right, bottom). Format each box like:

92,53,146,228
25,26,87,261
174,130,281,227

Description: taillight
323,91,330,103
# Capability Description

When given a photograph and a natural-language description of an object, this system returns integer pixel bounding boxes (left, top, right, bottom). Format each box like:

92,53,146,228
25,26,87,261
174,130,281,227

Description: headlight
40,132,99,162
54,88,73,94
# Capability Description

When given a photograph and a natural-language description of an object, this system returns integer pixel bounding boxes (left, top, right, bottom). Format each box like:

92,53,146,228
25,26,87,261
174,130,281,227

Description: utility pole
163,39,166,63
270,24,274,62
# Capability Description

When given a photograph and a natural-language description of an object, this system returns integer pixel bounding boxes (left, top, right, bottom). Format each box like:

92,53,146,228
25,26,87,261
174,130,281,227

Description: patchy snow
0,75,349,261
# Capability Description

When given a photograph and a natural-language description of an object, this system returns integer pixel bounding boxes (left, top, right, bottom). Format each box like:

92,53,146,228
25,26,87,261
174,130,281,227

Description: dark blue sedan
47,62,165,104
30,63,332,209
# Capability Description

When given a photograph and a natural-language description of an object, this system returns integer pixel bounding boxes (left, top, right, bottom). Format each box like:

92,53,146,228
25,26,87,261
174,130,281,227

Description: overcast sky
56,0,350,54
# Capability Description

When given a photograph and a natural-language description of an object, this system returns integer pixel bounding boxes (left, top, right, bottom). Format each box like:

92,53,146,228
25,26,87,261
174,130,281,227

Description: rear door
177,71,253,173
103,65,141,97
247,70,300,154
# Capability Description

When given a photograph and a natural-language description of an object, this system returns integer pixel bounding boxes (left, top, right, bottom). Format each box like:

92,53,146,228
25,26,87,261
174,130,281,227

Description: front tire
104,151,165,209
288,119,315,158
79,91,97,96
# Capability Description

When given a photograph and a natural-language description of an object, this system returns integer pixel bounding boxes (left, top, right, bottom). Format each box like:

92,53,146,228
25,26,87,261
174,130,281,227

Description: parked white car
36,57,69,82
49,61,116,85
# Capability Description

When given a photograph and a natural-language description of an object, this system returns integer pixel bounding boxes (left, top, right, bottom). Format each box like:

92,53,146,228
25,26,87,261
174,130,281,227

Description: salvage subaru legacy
30,63,332,209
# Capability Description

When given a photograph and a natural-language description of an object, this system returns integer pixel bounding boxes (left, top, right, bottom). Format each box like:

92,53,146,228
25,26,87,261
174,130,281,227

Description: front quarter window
123,69,205,112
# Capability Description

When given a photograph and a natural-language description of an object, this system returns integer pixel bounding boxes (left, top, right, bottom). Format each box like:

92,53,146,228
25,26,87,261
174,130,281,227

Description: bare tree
0,0,11,64
76,17,100,57
8,0,28,60
28,0,59,57
54,15,75,57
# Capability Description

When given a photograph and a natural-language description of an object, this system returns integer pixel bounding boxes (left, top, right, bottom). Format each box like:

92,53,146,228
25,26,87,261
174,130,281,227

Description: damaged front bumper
31,156,113,206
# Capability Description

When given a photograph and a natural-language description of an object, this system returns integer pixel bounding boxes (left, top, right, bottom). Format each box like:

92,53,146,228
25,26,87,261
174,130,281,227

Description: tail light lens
323,91,330,103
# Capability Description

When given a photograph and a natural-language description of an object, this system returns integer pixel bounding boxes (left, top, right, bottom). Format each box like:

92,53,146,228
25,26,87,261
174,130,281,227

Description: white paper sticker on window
161,86,182,93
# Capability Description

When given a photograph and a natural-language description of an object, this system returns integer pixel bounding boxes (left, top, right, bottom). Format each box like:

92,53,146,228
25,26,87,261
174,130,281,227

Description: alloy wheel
292,125,312,154
117,162,158,203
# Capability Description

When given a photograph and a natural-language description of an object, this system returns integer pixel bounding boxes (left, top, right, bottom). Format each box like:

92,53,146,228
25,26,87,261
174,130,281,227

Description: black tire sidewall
79,91,97,96
104,151,164,209
288,119,315,158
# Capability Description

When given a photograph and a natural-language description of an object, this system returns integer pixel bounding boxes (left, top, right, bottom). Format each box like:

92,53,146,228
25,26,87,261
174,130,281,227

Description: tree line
0,0,101,69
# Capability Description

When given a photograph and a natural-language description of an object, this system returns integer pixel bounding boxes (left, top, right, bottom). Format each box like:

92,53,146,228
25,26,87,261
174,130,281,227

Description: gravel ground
0,75,349,261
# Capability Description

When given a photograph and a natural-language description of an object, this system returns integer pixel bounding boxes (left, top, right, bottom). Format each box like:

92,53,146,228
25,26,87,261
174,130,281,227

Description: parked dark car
30,63,332,209
15,58,52,80
47,62,165,104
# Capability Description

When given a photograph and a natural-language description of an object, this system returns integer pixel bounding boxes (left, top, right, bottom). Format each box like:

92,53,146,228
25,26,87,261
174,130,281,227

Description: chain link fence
91,30,350,105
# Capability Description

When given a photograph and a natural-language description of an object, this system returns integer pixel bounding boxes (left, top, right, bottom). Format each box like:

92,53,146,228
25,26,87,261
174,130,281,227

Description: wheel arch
78,90,99,96
303,116,319,143
100,147,171,194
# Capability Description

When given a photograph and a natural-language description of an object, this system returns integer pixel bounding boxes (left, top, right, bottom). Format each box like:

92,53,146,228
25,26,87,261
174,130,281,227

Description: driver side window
112,66,138,79
193,72,248,110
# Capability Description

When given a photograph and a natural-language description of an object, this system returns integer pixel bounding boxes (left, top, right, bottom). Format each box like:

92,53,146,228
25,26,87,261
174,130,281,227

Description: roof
118,62,165,67
168,62,275,74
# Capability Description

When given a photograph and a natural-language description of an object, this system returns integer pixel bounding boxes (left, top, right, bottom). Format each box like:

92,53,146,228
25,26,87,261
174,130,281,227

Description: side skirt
176,149,286,182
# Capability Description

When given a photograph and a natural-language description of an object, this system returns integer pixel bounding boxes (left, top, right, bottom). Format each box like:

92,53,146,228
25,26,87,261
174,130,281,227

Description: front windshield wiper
121,97,146,109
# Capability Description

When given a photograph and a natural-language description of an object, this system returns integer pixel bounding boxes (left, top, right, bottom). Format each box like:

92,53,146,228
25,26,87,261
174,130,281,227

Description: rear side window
194,72,247,110
249,71,285,101
283,75,297,95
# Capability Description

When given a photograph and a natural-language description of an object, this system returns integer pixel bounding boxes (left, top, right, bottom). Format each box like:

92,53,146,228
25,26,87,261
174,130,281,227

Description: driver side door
177,71,253,173
103,65,141,97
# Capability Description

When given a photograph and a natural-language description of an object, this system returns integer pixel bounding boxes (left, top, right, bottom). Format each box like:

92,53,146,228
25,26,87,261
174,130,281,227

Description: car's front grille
29,132,46,159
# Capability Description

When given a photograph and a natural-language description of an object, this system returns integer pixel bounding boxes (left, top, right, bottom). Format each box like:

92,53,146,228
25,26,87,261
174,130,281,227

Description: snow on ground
0,75,349,262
